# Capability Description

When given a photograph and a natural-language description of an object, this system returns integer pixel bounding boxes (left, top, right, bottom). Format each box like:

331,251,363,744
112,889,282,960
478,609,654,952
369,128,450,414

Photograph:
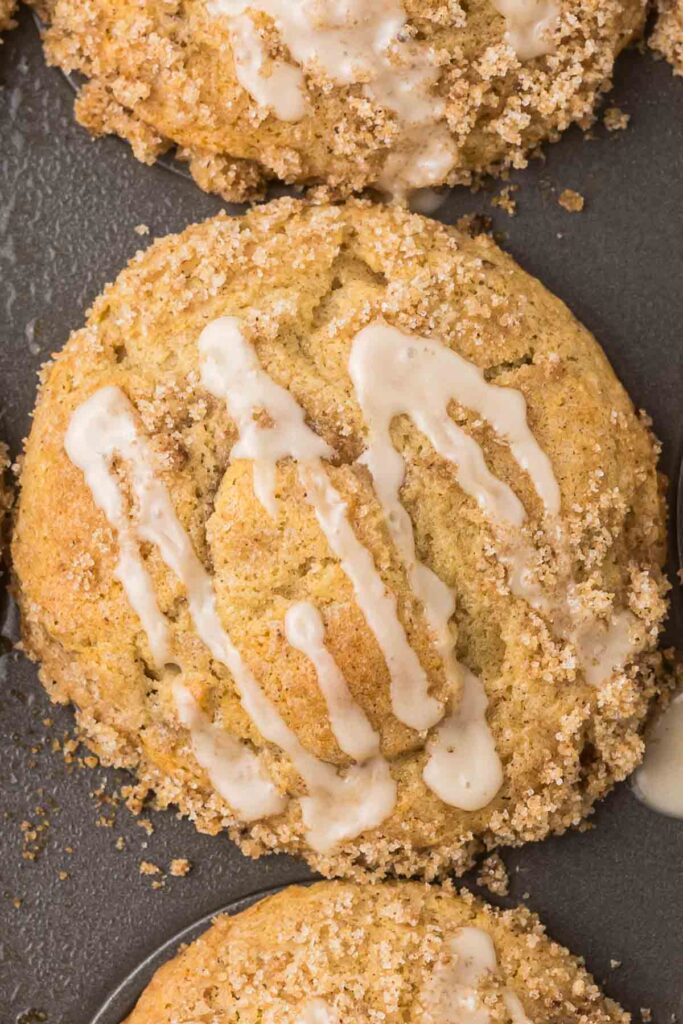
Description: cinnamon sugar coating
651,0,683,74
29,0,645,200
123,881,629,1023
13,199,670,880
0,0,17,37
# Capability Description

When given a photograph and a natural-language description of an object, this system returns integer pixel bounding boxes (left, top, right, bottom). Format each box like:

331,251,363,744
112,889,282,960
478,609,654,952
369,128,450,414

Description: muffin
123,880,629,1023
13,199,669,879
30,0,645,200
651,0,683,74
0,0,17,37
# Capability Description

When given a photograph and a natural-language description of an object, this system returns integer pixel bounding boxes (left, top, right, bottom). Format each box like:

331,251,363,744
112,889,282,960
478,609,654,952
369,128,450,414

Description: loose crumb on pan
476,852,510,896
170,857,192,877
139,860,162,876
603,106,630,132
558,188,585,212
491,185,518,217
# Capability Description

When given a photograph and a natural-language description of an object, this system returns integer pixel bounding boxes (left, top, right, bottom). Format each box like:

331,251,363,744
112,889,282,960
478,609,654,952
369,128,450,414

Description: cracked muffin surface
29,0,646,200
123,880,629,1024
13,199,669,880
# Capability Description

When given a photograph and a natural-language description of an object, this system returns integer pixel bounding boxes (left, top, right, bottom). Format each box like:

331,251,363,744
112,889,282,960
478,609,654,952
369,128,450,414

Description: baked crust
123,880,629,1023
29,0,646,199
651,0,683,74
13,199,670,879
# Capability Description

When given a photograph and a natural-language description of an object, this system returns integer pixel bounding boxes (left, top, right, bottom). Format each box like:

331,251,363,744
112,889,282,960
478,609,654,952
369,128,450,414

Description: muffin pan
0,8,681,1023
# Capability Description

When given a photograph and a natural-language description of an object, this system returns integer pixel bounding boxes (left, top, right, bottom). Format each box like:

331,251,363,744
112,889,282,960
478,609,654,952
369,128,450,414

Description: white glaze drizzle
349,323,561,525
208,0,456,193
199,316,442,734
421,926,530,1024
350,322,641,691
173,682,286,820
65,385,396,849
64,388,171,667
633,690,683,819
490,0,560,60
423,668,503,811
285,601,379,762
228,11,307,121
349,321,560,805
297,999,339,1024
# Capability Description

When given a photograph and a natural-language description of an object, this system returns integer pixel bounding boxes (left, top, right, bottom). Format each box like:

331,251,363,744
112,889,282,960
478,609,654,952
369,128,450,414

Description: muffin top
13,199,668,879
31,0,644,199
123,880,629,1023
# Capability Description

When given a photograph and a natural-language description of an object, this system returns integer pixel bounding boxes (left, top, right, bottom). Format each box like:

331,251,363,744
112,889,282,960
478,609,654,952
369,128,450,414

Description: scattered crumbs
610,959,622,969
41,718,53,728
20,817,49,861
122,781,150,816
641,1011,652,1023
83,755,99,769
151,879,165,891
476,852,509,896
115,836,126,851
139,860,162,876
558,188,585,213
58,870,69,882
491,184,518,217
522,891,530,900
134,223,150,236
96,814,115,829
170,858,192,878
455,212,493,237
603,106,630,132
12,897,23,909
138,817,155,836
64,845,74,855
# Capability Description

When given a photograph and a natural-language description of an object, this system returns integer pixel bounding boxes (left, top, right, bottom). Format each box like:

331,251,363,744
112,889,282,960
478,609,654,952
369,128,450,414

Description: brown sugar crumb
170,858,192,877
138,817,155,836
640,1011,652,1023
558,189,585,213
115,836,126,851
491,185,518,217
134,224,150,236
139,860,162,876
58,870,70,881
610,959,622,969
455,212,494,237
476,852,510,896
12,897,23,909
603,107,630,132
651,1,683,75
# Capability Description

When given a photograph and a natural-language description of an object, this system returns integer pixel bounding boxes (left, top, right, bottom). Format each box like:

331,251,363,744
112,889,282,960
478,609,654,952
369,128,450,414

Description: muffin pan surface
0,9,682,1024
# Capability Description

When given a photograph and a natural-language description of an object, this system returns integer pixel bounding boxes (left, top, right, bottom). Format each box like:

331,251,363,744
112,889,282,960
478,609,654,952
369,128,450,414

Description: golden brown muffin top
31,0,644,199
13,199,669,879
124,881,629,1023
